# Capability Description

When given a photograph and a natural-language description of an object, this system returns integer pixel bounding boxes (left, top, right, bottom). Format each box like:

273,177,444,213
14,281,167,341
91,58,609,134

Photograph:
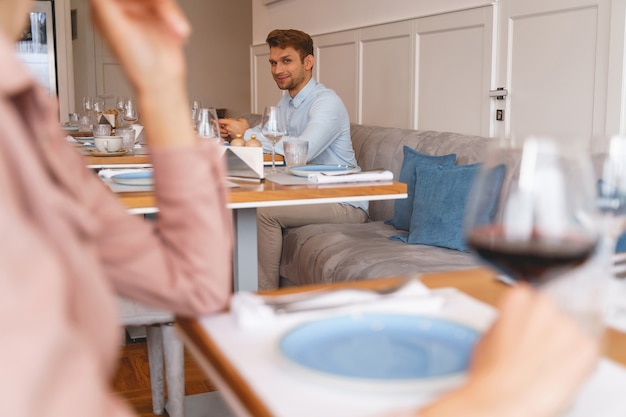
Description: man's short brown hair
266,29,314,62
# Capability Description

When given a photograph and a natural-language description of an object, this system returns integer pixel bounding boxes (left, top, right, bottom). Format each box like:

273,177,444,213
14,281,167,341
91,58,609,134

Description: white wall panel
315,32,359,122
415,8,494,136
506,6,600,147
251,44,283,114
360,22,413,128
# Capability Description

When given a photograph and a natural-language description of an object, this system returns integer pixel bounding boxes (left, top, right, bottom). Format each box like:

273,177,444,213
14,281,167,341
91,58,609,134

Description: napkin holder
220,146,264,180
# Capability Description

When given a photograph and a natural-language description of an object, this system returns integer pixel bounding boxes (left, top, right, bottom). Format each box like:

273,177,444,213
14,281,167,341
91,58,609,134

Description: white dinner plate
278,313,480,392
110,170,153,186
288,164,361,177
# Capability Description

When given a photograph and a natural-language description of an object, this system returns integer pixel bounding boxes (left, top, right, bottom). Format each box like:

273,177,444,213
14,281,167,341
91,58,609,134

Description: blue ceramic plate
279,314,480,391
110,170,153,186
74,136,94,145
288,164,360,177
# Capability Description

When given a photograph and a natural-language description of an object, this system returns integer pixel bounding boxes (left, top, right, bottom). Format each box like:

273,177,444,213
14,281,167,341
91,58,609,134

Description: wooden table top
83,151,283,167
176,268,626,417
115,178,407,210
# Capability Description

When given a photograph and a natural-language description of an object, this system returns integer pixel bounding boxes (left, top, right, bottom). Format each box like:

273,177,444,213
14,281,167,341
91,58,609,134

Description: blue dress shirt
247,78,367,212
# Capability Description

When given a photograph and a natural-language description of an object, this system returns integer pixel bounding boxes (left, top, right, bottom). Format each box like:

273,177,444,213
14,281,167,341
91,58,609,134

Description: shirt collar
289,77,317,109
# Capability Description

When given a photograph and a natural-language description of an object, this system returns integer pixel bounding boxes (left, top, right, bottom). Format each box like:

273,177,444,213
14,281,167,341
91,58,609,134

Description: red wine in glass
466,226,597,285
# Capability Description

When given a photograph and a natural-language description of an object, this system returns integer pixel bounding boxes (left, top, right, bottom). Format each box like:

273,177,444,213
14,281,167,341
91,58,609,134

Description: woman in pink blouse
1,0,231,415
0,0,597,416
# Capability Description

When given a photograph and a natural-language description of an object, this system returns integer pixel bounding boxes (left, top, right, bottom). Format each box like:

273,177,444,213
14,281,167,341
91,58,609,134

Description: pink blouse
0,34,232,416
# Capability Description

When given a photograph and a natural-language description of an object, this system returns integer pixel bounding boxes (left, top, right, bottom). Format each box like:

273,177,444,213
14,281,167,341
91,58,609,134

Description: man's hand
219,118,250,139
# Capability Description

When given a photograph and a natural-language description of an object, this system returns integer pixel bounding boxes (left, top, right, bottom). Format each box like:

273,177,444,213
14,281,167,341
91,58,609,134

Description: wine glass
115,96,127,127
93,97,105,122
196,107,221,143
261,106,287,173
595,135,626,329
122,98,139,126
191,100,203,130
465,136,600,285
464,136,604,334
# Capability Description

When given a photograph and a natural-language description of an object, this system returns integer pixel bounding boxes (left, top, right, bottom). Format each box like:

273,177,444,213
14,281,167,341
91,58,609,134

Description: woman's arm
417,284,598,417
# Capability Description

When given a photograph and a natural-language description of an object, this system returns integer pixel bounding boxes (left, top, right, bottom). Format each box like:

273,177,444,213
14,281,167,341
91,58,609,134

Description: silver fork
260,275,417,311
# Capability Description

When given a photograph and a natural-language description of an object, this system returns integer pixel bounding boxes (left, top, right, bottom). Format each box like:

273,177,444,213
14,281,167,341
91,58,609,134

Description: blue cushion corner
387,146,457,232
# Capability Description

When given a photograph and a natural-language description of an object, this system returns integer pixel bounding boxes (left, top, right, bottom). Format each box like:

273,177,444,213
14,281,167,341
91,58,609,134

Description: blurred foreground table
176,268,626,417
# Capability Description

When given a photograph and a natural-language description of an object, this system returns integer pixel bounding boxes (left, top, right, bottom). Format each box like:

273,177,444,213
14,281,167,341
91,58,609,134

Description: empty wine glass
595,135,626,329
191,100,203,130
115,96,127,127
122,98,139,126
464,136,603,334
196,107,221,143
596,135,626,246
261,106,287,173
82,96,93,117
93,97,105,121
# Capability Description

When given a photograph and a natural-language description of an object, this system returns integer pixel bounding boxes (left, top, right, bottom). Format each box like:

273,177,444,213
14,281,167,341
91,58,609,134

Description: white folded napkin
98,168,152,179
230,279,444,328
307,170,394,184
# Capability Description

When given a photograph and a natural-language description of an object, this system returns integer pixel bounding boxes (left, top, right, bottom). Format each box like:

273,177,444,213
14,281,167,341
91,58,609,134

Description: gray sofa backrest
350,124,496,222
239,114,498,222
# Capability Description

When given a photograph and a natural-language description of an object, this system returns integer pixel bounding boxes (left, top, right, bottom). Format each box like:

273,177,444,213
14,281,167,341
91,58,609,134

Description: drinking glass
115,96,127,127
93,97,105,122
191,100,203,130
122,98,139,126
595,135,626,328
464,136,603,333
196,107,221,143
261,106,287,173
465,137,599,284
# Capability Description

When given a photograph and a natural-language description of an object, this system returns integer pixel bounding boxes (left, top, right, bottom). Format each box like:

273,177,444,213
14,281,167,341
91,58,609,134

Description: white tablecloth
196,287,626,417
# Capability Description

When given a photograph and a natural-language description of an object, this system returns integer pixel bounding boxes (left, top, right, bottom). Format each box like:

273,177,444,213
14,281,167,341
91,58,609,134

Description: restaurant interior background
41,0,626,152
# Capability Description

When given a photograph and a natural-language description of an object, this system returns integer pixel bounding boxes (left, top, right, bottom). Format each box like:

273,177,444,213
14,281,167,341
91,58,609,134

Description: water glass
79,115,91,132
93,123,112,137
283,139,309,167
117,127,136,153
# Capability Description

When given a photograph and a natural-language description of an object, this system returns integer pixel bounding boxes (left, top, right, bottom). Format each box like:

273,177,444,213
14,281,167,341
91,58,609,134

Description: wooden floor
112,335,216,417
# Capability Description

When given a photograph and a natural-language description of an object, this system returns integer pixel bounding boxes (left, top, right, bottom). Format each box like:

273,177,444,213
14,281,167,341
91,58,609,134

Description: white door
496,0,619,150
414,7,496,137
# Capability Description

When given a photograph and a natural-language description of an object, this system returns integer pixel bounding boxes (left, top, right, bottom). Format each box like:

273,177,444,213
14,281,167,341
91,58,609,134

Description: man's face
268,46,312,96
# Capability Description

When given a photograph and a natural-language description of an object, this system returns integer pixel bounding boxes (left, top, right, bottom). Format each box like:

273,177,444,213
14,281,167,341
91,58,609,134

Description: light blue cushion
391,163,505,252
385,146,456,231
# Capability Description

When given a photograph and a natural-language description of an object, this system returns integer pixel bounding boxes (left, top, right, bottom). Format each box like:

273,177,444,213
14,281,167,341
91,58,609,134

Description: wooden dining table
86,149,407,291
175,268,626,417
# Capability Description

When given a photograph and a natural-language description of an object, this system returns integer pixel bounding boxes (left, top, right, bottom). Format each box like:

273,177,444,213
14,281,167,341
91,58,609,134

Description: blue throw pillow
385,146,456,231
391,163,505,252
617,233,626,252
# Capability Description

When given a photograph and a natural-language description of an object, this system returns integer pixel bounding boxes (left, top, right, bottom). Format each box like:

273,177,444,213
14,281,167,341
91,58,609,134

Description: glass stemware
115,96,127,128
464,136,605,335
464,136,599,286
595,135,626,328
122,98,139,126
596,135,626,248
191,100,203,130
196,107,221,143
261,106,287,173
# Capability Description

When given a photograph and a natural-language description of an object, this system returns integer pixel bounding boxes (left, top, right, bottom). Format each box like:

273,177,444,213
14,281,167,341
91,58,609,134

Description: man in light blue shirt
220,29,368,290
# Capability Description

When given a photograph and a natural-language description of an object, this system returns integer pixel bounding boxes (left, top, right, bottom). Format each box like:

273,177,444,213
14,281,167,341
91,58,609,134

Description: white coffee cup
283,139,309,167
94,136,123,153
